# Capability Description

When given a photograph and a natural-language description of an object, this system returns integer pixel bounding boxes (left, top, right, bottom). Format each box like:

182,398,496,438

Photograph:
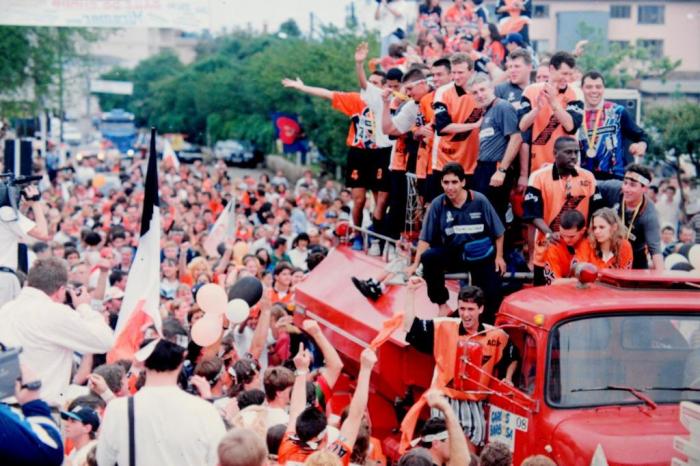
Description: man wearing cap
97,331,226,466
597,163,663,270
61,406,100,466
502,33,538,68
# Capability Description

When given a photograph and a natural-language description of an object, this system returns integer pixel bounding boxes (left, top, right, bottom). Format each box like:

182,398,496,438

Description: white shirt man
97,338,226,466
0,258,114,405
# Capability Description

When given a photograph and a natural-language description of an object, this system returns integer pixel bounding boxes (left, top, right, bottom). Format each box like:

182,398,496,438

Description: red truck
295,244,700,465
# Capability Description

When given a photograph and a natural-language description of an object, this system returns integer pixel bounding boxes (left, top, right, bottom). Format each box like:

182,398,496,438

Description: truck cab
295,243,699,465
490,269,699,465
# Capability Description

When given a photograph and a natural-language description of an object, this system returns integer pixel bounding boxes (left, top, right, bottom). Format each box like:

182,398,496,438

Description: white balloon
665,253,689,270
196,284,227,315
689,245,700,270
191,313,223,347
226,299,250,324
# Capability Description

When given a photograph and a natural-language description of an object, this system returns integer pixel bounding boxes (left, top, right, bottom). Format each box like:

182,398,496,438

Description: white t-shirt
232,325,275,372
0,207,34,270
0,287,114,405
377,0,412,37
97,386,226,466
360,84,393,148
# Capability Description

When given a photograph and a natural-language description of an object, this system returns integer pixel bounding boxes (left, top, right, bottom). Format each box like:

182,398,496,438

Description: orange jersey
331,92,378,149
519,83,583,172
416,92,435,179
278,432,351,466
543,240,581,284
390,99,427,173
523,165,597,266
573,239,633,270
433,83,482,174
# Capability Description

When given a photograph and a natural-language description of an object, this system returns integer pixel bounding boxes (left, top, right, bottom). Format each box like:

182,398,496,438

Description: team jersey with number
331,92,378,149
518,83,583,173
433,83,483,174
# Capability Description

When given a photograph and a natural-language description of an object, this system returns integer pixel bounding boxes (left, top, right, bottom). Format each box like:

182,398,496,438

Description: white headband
625,172,651,186
410,430,449,447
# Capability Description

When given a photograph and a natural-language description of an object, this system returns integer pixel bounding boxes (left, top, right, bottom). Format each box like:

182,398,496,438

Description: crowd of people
1,1,699,466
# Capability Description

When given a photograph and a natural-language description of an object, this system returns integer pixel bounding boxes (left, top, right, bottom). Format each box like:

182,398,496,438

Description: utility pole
309,12,315,39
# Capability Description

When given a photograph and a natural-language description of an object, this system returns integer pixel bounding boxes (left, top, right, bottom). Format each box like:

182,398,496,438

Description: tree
279,19,302,38
645,102,700,176
0,27,100,116
100,30,378,168
574,23,680,88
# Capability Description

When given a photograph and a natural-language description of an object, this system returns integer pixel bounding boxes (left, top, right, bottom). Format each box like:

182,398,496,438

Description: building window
637,39,664,59
610,5,631,19
638,5,664,24
533,4,550,18
532,40,550,53
610,40,630,50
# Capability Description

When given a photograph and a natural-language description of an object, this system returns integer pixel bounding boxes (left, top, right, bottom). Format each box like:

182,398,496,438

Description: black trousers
421,246,502,324
384,170,408,239
471,161,512,224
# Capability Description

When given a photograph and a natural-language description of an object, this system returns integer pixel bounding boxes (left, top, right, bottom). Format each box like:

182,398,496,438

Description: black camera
0,173,42,215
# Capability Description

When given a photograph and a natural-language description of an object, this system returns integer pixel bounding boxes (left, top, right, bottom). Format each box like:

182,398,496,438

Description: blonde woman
574,208,633,270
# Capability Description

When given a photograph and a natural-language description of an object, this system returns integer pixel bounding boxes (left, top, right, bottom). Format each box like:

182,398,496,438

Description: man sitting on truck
542,209,587,284
402,278,519,449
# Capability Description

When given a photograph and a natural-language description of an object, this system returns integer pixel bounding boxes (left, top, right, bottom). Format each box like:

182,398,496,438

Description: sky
209,0,375,34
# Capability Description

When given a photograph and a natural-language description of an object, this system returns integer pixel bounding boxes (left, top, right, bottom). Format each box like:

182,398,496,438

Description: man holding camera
0,184,49,306
0,257,114,406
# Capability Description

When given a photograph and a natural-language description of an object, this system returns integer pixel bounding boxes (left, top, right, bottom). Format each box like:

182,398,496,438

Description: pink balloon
191,313,223,347
196,284,227,314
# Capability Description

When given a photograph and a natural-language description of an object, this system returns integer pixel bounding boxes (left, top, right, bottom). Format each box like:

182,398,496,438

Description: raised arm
355,42,370,91
403,276,424,332
302,319,344,388
282,77,334,100
338,348,377,450
24,186,50,241
287,343,312,433
425,389,471,466
248,292,272,361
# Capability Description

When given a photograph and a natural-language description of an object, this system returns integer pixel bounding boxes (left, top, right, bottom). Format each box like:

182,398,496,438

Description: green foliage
644,102,700,174
279,19,302,38
98,31,377,167
575,23,680,88
0,27,101,116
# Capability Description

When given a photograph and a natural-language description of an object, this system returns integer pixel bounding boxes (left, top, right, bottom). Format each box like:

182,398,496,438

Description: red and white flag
203,198,236,257
108,128,162,362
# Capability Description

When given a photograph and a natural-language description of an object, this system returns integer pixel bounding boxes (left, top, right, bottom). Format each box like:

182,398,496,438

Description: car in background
213,139,261,167
177,143,204,163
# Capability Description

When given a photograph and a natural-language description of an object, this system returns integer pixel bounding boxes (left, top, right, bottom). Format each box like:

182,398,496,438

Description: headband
410,429,449,447
624,171,651,187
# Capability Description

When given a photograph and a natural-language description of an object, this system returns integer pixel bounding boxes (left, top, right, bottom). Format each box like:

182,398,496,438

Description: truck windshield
547,314,700,407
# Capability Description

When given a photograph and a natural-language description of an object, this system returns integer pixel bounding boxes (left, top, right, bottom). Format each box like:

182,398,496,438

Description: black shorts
345,147,375,189
372,146,392,193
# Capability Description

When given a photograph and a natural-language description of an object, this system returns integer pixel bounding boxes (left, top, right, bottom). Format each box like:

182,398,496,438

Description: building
90,28,199,69
528,1,700,73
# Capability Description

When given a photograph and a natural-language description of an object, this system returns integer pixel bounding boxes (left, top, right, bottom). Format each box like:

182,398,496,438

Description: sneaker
386,244,397,262
351,234,363,251
352,277,379,300
368,240,381,256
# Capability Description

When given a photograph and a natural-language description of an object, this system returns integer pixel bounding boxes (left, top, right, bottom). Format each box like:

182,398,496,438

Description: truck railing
347,225,533,282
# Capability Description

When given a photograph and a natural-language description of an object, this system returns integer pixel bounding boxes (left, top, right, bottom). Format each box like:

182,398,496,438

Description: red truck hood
551,405,683,466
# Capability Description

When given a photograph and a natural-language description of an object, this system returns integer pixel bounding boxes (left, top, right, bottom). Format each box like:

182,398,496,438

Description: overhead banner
0,0,212,29
91,79,134,95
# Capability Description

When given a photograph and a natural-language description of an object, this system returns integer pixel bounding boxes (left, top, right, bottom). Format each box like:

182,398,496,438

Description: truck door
486,327,538,463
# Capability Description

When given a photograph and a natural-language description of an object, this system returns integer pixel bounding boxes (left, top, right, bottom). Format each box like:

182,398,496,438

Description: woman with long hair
478,23,506,67
575,208,633,270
